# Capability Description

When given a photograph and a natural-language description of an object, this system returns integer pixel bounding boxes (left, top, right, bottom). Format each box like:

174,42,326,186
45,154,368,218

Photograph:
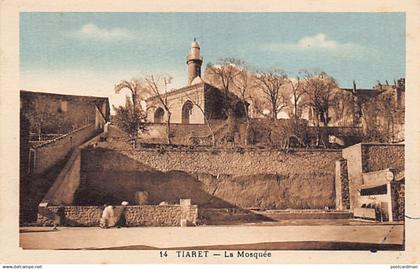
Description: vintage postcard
0,0,419,266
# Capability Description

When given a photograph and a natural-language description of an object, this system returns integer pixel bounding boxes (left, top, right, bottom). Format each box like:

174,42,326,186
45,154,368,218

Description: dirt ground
20,221,404,250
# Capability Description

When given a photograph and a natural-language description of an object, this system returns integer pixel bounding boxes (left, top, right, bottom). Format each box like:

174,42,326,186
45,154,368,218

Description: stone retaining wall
37,205,198,227
95,147,341,176
79,147,341,209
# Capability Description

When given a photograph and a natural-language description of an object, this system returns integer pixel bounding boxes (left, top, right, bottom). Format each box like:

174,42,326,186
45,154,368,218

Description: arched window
154,107,164,123
182,101,193,124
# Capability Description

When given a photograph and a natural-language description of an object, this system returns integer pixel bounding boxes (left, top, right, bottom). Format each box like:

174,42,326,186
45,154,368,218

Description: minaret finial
193,37,196,42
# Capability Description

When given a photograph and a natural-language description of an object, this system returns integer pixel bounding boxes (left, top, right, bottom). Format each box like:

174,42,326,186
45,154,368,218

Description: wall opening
182,101,193,124
154,107,165,123
360,184,387,196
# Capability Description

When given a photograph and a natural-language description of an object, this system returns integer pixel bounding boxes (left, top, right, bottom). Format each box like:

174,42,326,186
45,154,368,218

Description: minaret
186,38,203,85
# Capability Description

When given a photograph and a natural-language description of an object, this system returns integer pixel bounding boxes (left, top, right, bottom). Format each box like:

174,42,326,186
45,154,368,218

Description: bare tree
205,58,245,116
184,91,216,147
302,71,338,127
254,69,289,120
250,98,270,118
331,90,354,125
301,71,338,147
143,74,173,144
287,77,306,119
360,83,403,142
232,68,254,145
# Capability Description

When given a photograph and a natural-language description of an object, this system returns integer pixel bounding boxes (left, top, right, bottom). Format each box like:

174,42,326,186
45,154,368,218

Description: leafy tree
112,96,147,148
114,79,150,148
116,75,173,144
115,79,150,113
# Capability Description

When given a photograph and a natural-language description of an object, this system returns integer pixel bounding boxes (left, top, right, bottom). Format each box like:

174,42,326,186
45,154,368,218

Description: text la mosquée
228,250,271,259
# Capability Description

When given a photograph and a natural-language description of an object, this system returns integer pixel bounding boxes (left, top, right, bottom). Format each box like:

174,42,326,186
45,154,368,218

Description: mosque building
146,39,246,124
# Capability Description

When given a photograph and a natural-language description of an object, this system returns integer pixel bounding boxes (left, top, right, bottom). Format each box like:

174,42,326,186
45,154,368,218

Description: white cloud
68,23,136,42
297,33,338,49
261,33,369,58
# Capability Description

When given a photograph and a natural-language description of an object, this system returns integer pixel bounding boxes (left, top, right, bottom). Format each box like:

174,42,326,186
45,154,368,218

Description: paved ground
19,221,404,250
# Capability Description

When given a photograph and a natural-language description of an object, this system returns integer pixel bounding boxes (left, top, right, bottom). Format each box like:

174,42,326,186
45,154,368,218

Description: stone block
134,191,149,205
180,199,191,206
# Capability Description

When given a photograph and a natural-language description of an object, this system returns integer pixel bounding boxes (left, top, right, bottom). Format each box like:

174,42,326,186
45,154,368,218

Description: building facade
20,90,110,175
21,90,110,138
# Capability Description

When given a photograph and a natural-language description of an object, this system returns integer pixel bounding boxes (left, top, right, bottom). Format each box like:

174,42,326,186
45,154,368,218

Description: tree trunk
166,112,172,144
204,118,215,147
132,136,137,149
272,103,277,120
193,102,215,147
226,110,238,143
324,110,329,127
315,120,320,147
38,126,41,141
243,103,250,146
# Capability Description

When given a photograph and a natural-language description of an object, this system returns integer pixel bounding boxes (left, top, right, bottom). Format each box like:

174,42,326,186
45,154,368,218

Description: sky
20,12,405,107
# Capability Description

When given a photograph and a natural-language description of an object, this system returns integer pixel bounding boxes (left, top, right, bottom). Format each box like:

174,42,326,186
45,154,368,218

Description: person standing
52,205,65,231
115,201,129,228
100,204,115,228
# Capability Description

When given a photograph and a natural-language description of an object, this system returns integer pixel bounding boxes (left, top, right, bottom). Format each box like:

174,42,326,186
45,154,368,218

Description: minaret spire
186,38,203,85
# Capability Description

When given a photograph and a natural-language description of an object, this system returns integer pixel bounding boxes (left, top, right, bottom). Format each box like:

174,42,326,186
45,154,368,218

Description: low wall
198,208,270,225
198,208,352,225
32,124,99,174
260,210,353,221
37,205,198,227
